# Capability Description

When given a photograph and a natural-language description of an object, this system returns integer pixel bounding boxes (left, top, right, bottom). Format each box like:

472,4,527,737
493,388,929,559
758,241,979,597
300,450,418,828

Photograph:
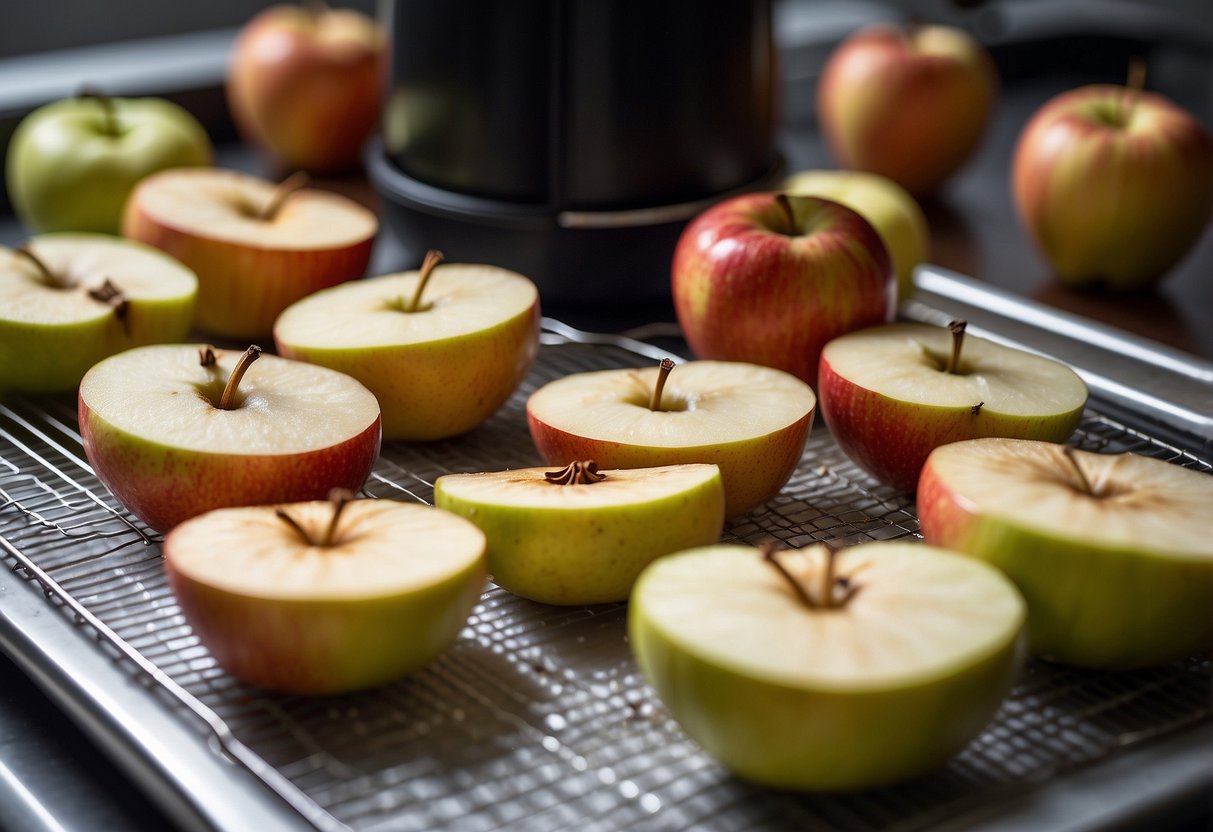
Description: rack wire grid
0,329,1210,832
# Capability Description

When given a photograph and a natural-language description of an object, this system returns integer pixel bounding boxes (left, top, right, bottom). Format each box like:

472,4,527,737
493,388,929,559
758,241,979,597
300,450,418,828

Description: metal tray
1,273,1211,832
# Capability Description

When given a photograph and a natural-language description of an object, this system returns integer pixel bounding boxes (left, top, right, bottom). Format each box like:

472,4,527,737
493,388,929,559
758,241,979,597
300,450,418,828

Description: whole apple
1012,82,1213,289
784,168,930,301
5,92,212,234
818,23,997,196
227,3,386,173
672,192,895,389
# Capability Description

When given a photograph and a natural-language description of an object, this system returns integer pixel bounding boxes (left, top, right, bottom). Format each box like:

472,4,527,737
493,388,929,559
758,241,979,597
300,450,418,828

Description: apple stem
14,245,73,289
1061,446,1098,497
544,460,607,485
946,319,967,374
320,488,355,546
1121,57,1147,126
404,249,444,312
649,358,676,411
260,171,311,221
774,193,798,236
77,87,119,136
761,541,862,611
274,509,313,543
760,542,819,609
218,345,262,410
87,278,131,335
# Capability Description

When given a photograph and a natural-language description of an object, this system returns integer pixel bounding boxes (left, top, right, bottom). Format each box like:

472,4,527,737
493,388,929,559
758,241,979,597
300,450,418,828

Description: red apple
818,23,998,196
79,344,381,533
122,167,377,339
1012,78,1213,290
671,192,895,389
226,3,386,173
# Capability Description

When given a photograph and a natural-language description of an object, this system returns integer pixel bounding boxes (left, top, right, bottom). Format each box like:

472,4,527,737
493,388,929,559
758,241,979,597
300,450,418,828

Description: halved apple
526,360,816,518
819,321,1088,490
629,541,1026,791
79,343,381,532
164,493,487,694
0,233,196,394
918,437,1213,668
434,462,725,604
274,251,540,441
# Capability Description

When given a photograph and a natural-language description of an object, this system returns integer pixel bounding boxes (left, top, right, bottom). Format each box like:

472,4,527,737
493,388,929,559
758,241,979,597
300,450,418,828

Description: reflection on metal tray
0,312,1210,832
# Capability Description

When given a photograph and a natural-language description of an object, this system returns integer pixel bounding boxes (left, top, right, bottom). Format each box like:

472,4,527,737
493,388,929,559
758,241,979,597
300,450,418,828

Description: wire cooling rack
0,326,1210,832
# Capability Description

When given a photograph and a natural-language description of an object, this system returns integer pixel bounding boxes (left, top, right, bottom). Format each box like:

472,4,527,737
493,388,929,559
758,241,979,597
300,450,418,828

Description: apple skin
671,192,896,389
629,543,1026,791
917,441,1213,669
817,328,1086,492
784,168,929,301
1012,84,1213,290
122,168,376,339
5,95,213,234
226,4,386,173
818,23,997,196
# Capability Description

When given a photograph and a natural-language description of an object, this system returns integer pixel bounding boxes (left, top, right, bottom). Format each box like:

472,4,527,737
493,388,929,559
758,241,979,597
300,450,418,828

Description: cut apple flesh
166,499,486,600
821,323,1087,414
1,233,196,324
129,167,377,249
526,361,816,447
79,344,379,454
273,264,538,348
435,463,721,509
636,542,1025,689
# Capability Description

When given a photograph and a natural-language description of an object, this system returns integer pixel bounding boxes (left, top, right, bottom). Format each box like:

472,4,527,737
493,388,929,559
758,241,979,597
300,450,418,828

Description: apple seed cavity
218,344,262,410
760,541,862,611
543,460,607,485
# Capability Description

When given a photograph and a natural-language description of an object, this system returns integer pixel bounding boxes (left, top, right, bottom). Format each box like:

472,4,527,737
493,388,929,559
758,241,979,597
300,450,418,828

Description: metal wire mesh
1,337,1209,832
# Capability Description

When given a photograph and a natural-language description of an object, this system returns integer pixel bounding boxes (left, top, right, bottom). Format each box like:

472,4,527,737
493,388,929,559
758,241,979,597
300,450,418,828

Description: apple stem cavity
403,249,444,313
218,345,262,410
946,319,967,374
260,171,311,221
14,245,73,290
1061,446,1101,497
544,460,607,485
774,193,798,236
76,87,120,136
649,358,676,411
761,542,861,611
275,487,357,547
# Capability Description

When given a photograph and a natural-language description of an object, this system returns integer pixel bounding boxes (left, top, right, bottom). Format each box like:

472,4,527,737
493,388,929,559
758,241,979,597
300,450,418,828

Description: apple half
918,437,1213,669
819,321,1088,491
122,167,377,339
79,344,381,532
164,493,487,694
0,234,196,394
526,360,816,518
629,541,1026,791
434,462,725,605
274,251,540,441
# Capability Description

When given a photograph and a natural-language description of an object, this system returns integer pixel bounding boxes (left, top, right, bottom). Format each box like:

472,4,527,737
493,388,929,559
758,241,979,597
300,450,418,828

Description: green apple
79,344,382,532
6,92,213,234
434,462,725,605
629,541,1026,791
123,167,377,339
818,321,1088,491
0,233,197,395
784,168,929,301
164,492,487,694
526,359,816,518
274,250,540,441
917,437,1213,669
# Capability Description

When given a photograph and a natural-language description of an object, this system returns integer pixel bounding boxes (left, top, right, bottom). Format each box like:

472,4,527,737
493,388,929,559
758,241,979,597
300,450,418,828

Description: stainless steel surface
0,318,1210,832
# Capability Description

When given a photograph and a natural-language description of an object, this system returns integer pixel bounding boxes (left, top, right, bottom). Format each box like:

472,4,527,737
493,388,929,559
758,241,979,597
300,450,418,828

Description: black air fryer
367,0,781,313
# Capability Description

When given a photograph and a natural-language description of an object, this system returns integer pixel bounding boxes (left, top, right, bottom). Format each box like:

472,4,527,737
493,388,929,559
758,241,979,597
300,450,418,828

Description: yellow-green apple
629,541,1026,791
5,91,212,234
818,23,998,196
79,344,381,532
1012,78,1213,290
122,168,377,339
526,359,816,518
918,438,1213,669
818,321,1087,491
226,3,386,173
671,192,895,388
784,168,929,301
164,491,486,694
0,234,196,394
274,250,540,441
434,462,725,605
